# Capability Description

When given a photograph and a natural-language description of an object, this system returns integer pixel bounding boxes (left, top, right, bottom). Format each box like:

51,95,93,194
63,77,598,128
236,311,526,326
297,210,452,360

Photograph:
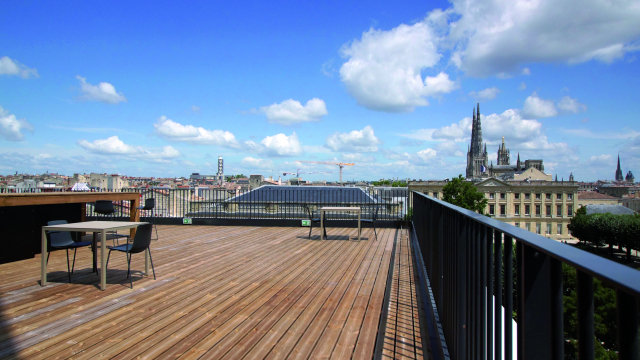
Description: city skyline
1,1,639,181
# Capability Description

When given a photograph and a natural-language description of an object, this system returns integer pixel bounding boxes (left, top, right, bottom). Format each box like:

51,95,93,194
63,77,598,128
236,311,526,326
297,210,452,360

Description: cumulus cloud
522,68,531,75
435,141,464,157
257,98,328,125
448,0,640,77
77,136,181,162
0,56,39,78
519,82,527,91
521,92,586,118
0,106,34,141
76,76,127,104
241,156,275,169
342,153,376,163
339,11,457,112
586,154,613,167
521,92,558,118
469,87,500,101
562,128,640,140
383,148,441,166
325,126,382,152
154,116,240,148
245,133,303,157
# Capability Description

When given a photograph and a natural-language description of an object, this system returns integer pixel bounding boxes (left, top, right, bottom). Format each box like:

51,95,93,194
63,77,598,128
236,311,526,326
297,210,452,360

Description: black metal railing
410,191,640,360
0,187,408,221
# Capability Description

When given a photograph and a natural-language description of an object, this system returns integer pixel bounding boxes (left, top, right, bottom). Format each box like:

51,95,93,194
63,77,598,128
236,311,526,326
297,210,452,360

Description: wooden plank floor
0,225,426,359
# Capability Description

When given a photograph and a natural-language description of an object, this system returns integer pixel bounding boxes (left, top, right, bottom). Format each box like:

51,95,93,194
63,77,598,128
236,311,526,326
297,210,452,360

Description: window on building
489,205,495,215
536,205,541,216
557,223,562,235
525,205,530,215
536,223,541,234
489,193,495,199
568,205,573,216
515,222,520,228
433,193,438,199
515,205,520,215
557,205,562,216
525,193,530,200
536,193,541,200
546,193,552,200
567,193,573,200
515,193,520,199
500,193,506,200
500,205,506,215
546,223,551,234
546,205,551,217
557,193,562,200
526,223,531,231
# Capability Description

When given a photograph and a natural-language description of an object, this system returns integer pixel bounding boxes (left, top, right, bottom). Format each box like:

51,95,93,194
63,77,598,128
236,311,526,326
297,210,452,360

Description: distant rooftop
585,204,636,215
578,192,618,200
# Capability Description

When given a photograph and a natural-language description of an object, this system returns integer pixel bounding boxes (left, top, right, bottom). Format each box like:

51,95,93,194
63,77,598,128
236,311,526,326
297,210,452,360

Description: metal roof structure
585,204,636,215
227,185,380,204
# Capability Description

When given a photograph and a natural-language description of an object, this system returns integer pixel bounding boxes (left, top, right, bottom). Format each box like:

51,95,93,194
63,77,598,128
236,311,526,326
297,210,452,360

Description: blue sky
1,0,639,182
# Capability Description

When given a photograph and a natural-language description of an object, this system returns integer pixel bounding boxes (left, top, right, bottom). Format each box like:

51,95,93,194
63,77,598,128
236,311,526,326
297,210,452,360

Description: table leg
358,211,361,241
145,248,149,276
320,210,324,241
41,228,47,286
92,232,97,273
101,230,107,291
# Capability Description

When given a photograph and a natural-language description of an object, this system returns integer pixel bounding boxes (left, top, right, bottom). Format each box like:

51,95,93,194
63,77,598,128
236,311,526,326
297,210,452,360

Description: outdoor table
41,221,148,290
320,207,361,241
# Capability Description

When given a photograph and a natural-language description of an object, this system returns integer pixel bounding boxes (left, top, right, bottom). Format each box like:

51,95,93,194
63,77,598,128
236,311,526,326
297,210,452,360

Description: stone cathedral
466,104,489,178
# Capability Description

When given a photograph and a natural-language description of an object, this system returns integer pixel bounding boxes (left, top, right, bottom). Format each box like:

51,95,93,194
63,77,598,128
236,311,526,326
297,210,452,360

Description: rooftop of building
578,192,619,200
585,204,637,215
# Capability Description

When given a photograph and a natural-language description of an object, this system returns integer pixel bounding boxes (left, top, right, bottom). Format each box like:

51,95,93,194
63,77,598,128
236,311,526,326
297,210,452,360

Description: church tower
615,154,624,181
466,103,488,178
497,136,510,165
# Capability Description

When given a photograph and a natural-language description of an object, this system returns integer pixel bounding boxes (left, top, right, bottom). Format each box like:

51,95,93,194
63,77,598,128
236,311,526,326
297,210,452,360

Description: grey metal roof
228,185,380,204
585,204,636,215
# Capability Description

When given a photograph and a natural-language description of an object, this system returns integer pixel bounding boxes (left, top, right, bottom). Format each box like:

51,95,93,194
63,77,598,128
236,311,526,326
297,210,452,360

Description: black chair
137,198,158,240
106,224,156,289
304,205,327,239
94,200,128,246
46,220,93,283
361,205,379,240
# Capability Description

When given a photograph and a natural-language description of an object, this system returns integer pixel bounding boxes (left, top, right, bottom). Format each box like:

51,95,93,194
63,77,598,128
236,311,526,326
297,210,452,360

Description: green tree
442,174,488,214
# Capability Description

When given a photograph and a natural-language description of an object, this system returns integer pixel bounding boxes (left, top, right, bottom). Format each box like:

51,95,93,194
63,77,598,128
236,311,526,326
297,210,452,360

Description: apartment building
408,178,579,240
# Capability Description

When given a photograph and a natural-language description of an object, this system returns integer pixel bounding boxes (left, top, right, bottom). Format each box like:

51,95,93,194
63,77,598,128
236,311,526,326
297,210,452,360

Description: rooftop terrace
0,225,427,359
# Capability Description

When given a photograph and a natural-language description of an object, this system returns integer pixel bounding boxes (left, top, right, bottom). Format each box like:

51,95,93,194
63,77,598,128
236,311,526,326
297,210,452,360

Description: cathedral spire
475,103,483,155
615,153,624,181
517,152,521,171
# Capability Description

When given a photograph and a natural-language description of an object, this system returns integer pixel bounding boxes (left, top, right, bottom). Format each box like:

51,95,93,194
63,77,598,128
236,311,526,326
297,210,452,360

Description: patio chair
46,220,93,283
137,198,158,240
94,200,129,246
304,205,327,239
361,205,380,240
105,223,156,289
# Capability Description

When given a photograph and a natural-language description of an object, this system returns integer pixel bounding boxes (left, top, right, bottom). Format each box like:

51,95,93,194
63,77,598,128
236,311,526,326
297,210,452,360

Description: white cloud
339,11,457,112
469,87,500,101
0,56,38,78
191,105,201,114
586,154,613,167
342,153,376,163
77,136,181,162
432,117,472,141
435,141,464,157
326,125,382,152
522,92,558,118
154,116,240,148
557,96,587,113
448,0,640,77
241,156,275,169
76,75,127,104
522,68,531,75
0,106,34,141
562,128,640,139
519,82,527,91
397,129,436,141
258,98,328,125
245,132,303,157
383,148,441,166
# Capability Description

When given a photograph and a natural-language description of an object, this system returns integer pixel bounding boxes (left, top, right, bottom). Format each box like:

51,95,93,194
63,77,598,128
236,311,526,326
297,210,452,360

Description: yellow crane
297,161,355,182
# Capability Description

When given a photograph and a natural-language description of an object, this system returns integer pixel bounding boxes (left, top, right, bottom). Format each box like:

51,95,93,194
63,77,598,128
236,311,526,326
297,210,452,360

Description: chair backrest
47,220,75,247
371,205,380,220
129,224,153,254
94,200,115,215
303,205,312,220
143,198,155,210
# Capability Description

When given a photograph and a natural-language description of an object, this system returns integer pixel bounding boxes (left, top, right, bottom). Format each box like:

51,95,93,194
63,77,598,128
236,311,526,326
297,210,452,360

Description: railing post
617,290,639,360
577,271,595,360
456,213,467,360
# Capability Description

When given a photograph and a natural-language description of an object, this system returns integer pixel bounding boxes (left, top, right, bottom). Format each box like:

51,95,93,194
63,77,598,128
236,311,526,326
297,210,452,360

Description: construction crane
283,169,333,178
297,161,355,182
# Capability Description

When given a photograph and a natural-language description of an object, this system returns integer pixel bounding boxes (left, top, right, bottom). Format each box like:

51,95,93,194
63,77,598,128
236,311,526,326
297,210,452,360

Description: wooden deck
0,225,427,359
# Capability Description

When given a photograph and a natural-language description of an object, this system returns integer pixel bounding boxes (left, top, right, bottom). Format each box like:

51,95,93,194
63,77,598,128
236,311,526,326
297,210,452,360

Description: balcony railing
410,191,640,360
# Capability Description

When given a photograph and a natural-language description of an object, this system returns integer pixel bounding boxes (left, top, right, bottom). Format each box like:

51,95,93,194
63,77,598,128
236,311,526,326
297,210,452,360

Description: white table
41,221,148,290
320,207,361,241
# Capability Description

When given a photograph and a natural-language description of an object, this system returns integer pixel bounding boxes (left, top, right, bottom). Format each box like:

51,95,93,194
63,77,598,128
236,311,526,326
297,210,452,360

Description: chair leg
47,252,50,265
65,249,71,283
106,250,112,270
127,252,133,289
308,223,312,239
373,222,377,241
71,248,77,274
148,248,156,280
